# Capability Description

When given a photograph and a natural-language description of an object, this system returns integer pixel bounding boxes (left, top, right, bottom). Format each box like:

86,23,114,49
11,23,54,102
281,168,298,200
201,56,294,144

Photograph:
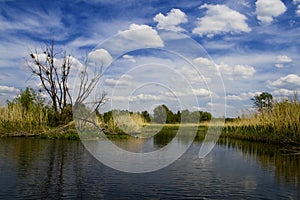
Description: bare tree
75,59,106,109
73,57,107,130
28,40,108,129
28,40,72,123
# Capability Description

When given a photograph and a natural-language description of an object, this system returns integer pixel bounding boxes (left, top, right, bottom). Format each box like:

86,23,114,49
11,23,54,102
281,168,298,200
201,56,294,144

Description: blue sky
0,0,300,117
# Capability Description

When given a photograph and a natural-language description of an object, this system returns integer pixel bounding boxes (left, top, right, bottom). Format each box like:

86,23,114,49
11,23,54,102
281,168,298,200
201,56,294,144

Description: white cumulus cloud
192,4,251,37
255,0,287,24
193,57,255,79
192,88,212,97
217,63,255,79
268,74,300,88
88,49,113,68
193,57,215,68
153,8,188,32
234,65,256,78
272,88,298,96
119,24,164,48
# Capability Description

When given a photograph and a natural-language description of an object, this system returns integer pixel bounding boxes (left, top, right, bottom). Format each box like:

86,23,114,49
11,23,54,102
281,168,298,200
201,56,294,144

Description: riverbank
221,124,300,146
1,121,300,146
0,123,199,140
0,120,132,140
2,122,299,147
0,121,78,140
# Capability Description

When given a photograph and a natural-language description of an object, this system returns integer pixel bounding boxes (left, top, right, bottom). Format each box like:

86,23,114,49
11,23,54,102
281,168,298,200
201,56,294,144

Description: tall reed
224,95,300,144
102,112,146,134
0,103,48,135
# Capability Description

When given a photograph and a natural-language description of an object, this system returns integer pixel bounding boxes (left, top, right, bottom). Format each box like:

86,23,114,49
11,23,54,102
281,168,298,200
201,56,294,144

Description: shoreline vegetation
0,90,299,147
223,94,300,146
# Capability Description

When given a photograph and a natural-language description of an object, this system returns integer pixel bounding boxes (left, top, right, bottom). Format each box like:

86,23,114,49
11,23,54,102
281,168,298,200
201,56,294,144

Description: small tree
141,110,151,123
7,87,44,111
200,111,212,122
251,92,273,113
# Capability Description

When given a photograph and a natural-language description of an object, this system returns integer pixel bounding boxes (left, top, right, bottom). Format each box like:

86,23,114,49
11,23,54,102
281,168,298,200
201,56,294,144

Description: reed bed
98,112,146,134
0,103,48,135
223,96,300,145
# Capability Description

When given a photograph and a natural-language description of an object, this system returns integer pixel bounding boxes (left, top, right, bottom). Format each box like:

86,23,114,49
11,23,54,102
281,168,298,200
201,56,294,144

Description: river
0,135,299,199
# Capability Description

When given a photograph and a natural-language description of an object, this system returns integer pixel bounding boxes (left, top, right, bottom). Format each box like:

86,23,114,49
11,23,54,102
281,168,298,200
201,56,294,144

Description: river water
0,135,299,199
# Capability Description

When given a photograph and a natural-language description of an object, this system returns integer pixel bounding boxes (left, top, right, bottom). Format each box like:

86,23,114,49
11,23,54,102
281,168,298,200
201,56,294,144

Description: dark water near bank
0,135,299,199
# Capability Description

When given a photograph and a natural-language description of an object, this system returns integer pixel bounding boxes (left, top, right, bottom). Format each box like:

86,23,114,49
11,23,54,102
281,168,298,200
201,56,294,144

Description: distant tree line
152,104,212,123
101,104,212,124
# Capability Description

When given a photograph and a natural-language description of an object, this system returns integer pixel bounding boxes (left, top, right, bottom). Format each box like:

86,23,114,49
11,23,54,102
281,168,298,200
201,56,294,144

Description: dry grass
0,103,48,135
98,112,146,134
223,95,300,144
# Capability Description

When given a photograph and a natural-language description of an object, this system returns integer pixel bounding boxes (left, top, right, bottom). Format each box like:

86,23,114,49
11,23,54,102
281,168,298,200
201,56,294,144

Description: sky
0,0,300,117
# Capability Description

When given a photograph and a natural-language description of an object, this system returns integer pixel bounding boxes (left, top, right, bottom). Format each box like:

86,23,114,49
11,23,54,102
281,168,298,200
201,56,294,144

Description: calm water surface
0,135,299,199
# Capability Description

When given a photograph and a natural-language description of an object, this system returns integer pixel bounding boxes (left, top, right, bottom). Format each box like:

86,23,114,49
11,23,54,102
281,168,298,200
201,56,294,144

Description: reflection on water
0,135,299,199
218,138,300,192
153,129,176,148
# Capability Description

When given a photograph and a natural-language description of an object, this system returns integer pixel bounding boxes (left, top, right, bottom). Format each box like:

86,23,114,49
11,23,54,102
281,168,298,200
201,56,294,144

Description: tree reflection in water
218,138,300,192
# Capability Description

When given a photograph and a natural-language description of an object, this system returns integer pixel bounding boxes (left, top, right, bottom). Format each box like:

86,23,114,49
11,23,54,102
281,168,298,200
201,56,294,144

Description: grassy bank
0,103,48,135
1,95,299,145
222,96,300,145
